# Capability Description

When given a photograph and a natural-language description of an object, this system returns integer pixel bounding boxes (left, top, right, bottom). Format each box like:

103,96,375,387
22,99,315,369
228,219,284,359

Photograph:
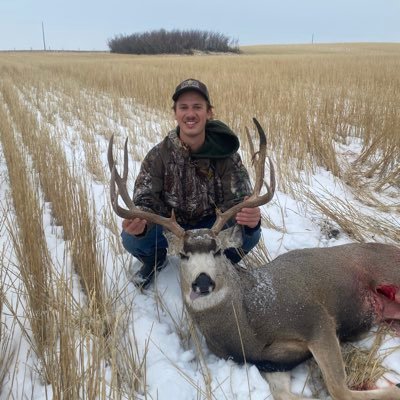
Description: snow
0,89,399,399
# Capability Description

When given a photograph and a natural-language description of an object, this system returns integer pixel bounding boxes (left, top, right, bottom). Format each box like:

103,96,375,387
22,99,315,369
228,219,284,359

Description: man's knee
121,230,145,256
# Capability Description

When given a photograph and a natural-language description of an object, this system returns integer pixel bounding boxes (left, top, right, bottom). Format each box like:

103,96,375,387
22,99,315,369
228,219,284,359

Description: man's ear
216,224,243,249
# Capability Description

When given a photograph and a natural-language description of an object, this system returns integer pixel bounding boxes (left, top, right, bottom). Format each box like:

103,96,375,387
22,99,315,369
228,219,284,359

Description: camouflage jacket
133,120,253,227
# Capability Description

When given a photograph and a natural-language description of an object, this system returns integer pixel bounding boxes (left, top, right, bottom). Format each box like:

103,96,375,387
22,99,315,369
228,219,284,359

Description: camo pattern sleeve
216,152,253,212
132,144,169,217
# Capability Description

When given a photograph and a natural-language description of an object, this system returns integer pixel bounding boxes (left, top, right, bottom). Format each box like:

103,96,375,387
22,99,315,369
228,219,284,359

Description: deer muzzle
191,273,216,300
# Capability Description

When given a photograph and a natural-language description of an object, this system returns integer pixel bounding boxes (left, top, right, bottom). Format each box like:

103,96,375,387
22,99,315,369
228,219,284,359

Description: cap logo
180,79,200,90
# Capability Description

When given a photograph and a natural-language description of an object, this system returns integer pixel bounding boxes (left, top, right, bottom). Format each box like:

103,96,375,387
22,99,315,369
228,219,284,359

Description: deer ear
217,224,243,249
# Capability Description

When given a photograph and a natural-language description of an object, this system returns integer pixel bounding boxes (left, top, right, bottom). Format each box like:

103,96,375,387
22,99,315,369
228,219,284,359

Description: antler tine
123,137,129,182
245,126,255,156
108,135,185,238
108,135,135,209
211,118,275,235
110,166,133,218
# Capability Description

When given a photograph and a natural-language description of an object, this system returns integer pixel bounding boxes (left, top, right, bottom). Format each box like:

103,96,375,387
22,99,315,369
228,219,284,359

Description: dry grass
240,42,400,56
113,303,151,397
0,267,18,395
45,278,119,400
303,189,400,243
0,100,55,381
0,61,121,398
342,327,394,391
307,326,399,398
1,80,110,327
0,43,399,398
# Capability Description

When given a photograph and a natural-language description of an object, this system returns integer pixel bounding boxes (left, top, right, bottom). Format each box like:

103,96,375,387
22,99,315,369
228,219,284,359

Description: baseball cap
172,78,210,103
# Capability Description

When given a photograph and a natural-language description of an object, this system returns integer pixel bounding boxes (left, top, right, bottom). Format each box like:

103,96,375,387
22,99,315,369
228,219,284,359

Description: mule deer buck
108,119,400,400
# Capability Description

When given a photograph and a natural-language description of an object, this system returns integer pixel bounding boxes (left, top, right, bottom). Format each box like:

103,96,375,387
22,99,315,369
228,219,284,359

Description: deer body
178,233,400,400
109,119,400,399
181,241,400,371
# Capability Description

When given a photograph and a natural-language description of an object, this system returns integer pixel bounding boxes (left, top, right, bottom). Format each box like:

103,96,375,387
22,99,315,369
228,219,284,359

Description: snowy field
0,85,399,400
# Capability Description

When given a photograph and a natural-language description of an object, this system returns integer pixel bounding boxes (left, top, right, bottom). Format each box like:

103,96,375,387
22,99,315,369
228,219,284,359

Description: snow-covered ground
0,88,399,399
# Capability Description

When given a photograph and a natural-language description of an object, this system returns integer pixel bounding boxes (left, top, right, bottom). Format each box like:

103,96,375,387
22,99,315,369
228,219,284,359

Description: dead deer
108,119,400,400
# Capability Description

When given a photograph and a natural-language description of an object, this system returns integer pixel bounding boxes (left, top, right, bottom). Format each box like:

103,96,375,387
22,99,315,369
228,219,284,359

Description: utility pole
42,22,47,51
311,33,314,44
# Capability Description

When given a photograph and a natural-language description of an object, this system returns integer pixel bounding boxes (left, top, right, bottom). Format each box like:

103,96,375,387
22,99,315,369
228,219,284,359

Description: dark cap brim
172,87,210,103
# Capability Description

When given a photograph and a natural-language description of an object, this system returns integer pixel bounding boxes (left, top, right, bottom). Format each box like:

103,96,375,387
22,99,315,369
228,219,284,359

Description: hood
176,120,240,159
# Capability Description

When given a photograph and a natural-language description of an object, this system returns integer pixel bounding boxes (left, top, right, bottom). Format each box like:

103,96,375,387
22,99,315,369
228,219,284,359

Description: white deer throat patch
181,253,230,311
185,286,229,311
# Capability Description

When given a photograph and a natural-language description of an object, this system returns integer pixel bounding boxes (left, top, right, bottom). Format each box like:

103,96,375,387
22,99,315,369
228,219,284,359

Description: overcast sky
1,0,399,51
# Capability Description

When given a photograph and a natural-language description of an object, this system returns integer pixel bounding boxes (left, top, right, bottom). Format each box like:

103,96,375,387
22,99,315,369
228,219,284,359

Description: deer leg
308,319,400,400
263,371,319,400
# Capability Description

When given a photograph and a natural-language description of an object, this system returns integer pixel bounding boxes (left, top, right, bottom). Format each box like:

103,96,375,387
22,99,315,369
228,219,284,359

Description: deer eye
213,249,222,257
179,252,189,260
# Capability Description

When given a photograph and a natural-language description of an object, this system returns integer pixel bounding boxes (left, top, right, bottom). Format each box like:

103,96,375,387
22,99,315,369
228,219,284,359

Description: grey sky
1,0,399,51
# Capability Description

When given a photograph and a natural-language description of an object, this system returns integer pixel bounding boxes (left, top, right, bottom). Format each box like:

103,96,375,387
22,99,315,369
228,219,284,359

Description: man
121,78,262,288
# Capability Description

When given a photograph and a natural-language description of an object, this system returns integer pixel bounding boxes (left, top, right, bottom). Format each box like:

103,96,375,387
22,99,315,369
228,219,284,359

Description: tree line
107,29,240,55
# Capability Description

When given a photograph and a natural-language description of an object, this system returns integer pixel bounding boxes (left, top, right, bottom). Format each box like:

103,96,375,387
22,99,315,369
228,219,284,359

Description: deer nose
192,273,215,295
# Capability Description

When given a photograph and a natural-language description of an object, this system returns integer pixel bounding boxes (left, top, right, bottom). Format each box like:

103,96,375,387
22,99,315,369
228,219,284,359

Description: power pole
42,22,47,51
311,33,314,44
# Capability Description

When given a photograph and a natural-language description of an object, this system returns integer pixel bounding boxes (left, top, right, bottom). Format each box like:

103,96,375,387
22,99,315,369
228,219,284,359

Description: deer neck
187,279,257,362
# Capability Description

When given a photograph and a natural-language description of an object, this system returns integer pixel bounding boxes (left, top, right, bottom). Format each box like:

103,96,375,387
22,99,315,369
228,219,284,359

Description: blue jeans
121,215,261,265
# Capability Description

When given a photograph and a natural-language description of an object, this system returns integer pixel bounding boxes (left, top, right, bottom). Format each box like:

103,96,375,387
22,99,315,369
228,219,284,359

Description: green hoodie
177,120,240,159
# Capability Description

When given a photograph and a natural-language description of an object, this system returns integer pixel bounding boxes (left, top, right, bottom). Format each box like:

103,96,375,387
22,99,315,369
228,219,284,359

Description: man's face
174,91,212,141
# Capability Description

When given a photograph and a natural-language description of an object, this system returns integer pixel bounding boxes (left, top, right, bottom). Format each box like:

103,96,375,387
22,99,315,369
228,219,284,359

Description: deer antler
108,135,185,238
211,118,275,235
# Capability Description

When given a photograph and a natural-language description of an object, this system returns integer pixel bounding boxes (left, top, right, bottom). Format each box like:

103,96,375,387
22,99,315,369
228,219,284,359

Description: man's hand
236,206,261,229
122,218,147,236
